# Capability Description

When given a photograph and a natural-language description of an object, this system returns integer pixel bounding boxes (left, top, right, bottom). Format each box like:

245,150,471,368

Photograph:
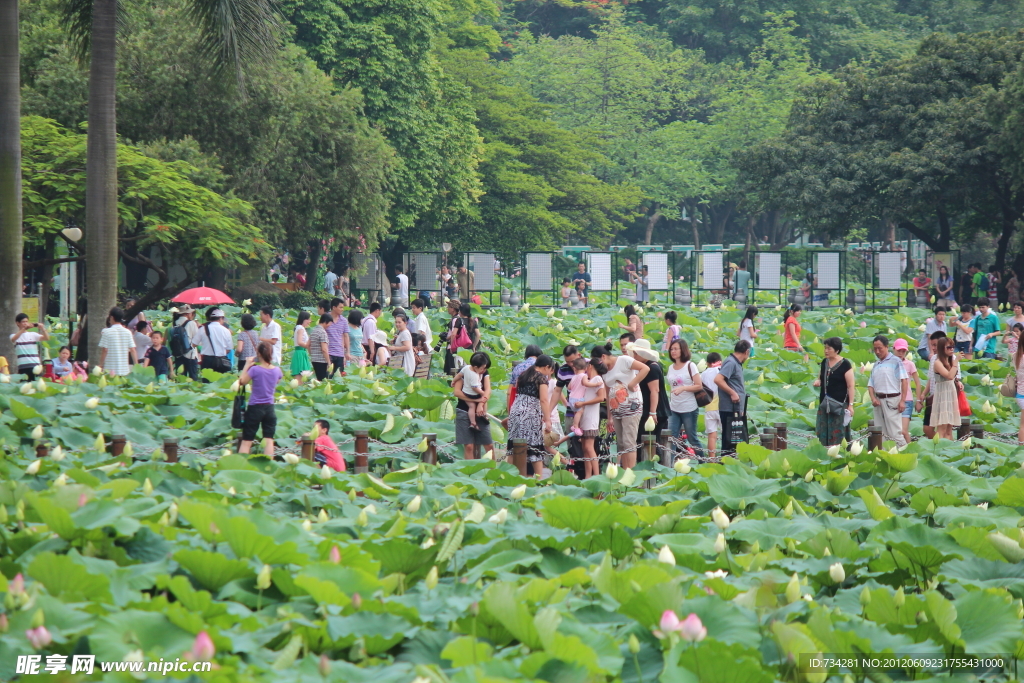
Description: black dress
637,360,670,445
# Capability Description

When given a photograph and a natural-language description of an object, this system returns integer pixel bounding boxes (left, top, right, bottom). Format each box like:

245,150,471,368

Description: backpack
170,323,192,357
978,274,990,292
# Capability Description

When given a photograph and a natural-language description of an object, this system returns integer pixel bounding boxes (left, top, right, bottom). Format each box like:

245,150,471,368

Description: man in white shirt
392,265,409,305
194,308,234,374
98,307,137,376
411,298,432,347
259,306,283,366
867,335,909,447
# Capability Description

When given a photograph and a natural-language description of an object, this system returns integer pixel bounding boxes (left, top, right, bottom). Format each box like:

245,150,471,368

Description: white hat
371,330,389,346
626,339,659,362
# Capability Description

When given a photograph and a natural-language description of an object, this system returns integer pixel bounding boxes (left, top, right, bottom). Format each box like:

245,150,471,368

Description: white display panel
815,252,841,290
699,252,723,291
643,252,669,290
408,253,437,291
877,252,903,290
756,252,781,290
587,253,612,291
354,253,379,290
470,253,495,291
526,252,552,290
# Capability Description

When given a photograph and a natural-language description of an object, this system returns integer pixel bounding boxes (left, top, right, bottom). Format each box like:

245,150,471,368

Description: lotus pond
2,302,1024,682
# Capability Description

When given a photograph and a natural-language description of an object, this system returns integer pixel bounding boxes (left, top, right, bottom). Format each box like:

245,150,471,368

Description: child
457,352,491,430
953,305,975,358
52,346,74,379
143,330,173,381
893,338,921,446
1005,322,1024,358
567,357,603,437
701,352,723,457
312,419,346,472
560,278,572,307
291,310,312,378
412,332,429,356
662,311,682,353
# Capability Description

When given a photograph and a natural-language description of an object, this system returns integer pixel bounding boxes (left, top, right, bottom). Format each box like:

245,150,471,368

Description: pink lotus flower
0,613,7,632
10,573,24,595
330,546,342,564
653,610,707,642
26,625,52,649
189,631,215,661
77,493,88,508
860,321,867,328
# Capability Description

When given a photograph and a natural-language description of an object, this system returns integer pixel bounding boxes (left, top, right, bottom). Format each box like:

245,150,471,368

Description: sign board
470,253,495,291
699,252,723,290
408,253,438,291
526,252,552,291
587,253,613,291
354,253,380,290
21,296,40,323
642,252,669,290
815,253,841,290
755,252,782,290
877,252,903,290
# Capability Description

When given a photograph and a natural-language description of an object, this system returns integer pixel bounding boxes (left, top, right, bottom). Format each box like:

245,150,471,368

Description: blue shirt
970,313,1001,355
867,352,908,395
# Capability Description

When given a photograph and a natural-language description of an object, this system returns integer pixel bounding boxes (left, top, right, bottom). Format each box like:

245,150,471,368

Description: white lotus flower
829,563,846,584
488,508,508,524
425,566,439,590
289,379,300,389
35,378,46,392
786,573,801,603
605,463,619,479
658,545,676,565
982,400,995,414
980,374,992,386
520,303,529,312
53,473,67,487
277,396,288,404
92,365,103,376
696,360,707,372
283,453,301,465
804,469,815,482
25,459,41,475
31,425,44,440
19,383,34,395
320,465,332,479
465,501,486,523
712,507,730,530
844,309,853,315
917,324,927,332
547,308,555,317
50,445,64,462
644,415,656,431
0,374,9,383
849,441,863,456
32,365,43,376
962,437,972,449
243,299,252,306
713,533,726,554
510,485,526,501
705,569,728,579
674,458,691,474
85,397,99,410
635,307,644,315
301,519,313,531
620,468,636,486
827,444,840,458
407,495,422,513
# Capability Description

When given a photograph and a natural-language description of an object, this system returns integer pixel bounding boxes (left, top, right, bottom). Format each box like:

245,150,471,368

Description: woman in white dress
929,337,959,440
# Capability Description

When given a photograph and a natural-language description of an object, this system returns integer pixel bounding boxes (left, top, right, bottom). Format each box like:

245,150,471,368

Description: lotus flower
289,379,300,389
50,445,64,462
981,374,992,386
320,465,332,479
783,499,793,517
658,545,676,565
19,383,34,395
35,378,46,392
481,451,493,460
301,519,313,531
829,563,845,584
844,308,853,315
713,533,726,554
142,478,154,496
488,508,508,524
92,365,103,376
283,453,300,465
407,495,422,513
804,469,815,482
606,463,619,479
786,573,801,603
696,359,707,372
520,303,530,312
318,508,329,522
962,437,972,449
330,546,341,564
84,397,99,410
10,574,24,596
189,631,215,661
917,324,927,332
711,507,730,530
25,459,41,475
655,610,681,638
674,458,691,474
465,501,486,523
25,626,52,649
243,299,252,306
30,425,44,440
849,441,863,456
510,485,526,501
0,374,8,383
256,564,272,590
678,613,707,642
644,415,656,431
860,321,867,328
425,566,439,590
827,444,840,458
547,308,555,317
982,400,995,414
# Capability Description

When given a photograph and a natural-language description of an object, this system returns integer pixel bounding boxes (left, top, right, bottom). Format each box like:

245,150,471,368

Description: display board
587,252,613,291
877,252,904,290
642,252,670,290
407,253,438,291
755,252,782,291
698,252,723,291
815,253,841,290
354,253,380,290
470,252,495,291
526,252,552,291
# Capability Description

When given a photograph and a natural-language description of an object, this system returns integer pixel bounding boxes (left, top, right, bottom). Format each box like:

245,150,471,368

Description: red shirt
315,435,346,472
913,276,931,289
784,316,802,349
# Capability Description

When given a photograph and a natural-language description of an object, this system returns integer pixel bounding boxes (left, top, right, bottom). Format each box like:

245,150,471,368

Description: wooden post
35,443,49,459
422,433,437,465
109,435,126,457
511,439,528,476
774,422,788,450
300,437,315,461
970,423,984,442
354,430,369,473
763,427,777,451
868,426,883,451
658,429,673,467
867,420,874,428
957,417,971,441
641,434,656,464
163,438,179,463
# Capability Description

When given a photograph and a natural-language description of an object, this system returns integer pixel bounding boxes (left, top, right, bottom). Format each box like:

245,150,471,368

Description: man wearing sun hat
628,339,670,457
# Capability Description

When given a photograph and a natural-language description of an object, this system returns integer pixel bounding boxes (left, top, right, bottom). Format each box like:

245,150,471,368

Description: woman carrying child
456,352,491,430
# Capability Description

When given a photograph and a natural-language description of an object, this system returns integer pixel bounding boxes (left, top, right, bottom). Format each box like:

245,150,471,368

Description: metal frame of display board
924,249,961,307
461,251,503,307
631,250,676,305
849,250,908,310
803,251,846,309
685,250,730,307
521,251,559,306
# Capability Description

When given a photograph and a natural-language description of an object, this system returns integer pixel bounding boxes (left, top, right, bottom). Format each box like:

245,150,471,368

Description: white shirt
667,361,699,413
868,352,908,395
98,324,135,376
396,329,416,376
396,273,409,301
260,320,283,366
414,311,432,346
194,321,233,357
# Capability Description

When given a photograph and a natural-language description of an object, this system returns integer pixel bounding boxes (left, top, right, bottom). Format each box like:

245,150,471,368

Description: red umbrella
172,286,235,305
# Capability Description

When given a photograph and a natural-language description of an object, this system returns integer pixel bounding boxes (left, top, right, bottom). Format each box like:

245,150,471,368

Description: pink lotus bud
190,631,215,661
329,546,341,564
77,493,88,508
351,592,362,609
319,654,331,676
0,613,8,632
659,610,680,633
678,613,707,642
26,625,52,649
9,574,24,595
859,321,867,328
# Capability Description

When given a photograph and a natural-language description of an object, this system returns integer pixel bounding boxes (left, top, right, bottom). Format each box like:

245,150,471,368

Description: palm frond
185,0,281,82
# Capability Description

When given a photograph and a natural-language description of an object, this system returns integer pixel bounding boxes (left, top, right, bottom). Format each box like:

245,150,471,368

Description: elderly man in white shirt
194,308,234,374
867,334,910,447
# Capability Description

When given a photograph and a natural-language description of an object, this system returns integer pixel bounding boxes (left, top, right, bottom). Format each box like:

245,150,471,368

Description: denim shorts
901,401,914,418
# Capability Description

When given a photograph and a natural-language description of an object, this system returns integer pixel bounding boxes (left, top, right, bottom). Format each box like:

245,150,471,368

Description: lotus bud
227,486,237,496
804,469,815,482
658,545,676,565
628,634,640,654
859,586,871,607
829,563,845,584
97,375,107,388
283,453,300,465
142,478,154,496
407,496,422,513
92,365,103,376
894,587,905,608
678,613,706,642
190,631,215,661
712,507,730,530
786,573,801,604
606,463,619,479
674,458,691,474
31,425,44,440
356,510,368,526
84,397,100,410
25,625,52,649
92,433,105,451
925,500,935,515
53,473,67,487
786,539,797,553
510,485,526,501
425,566,439,590
289,379,300,389
488,508,508,524
0,374,8,382
782,458,791,471
318,508,329,523
849,441,863,456
256,564,272,590
713,533,726,554
35,378,46,392
320,465,332,479
551,452,561,468
25,459,41,475
783,499,793,517
301,519,313,531
823,547,831,556
826,445,840,458
962,437,972,449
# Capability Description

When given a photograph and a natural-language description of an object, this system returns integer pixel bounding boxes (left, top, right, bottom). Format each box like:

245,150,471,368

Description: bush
249,292,282,311
281,290,320,310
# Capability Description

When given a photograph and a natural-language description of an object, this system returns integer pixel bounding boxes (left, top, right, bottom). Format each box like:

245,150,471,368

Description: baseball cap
893,338,909,351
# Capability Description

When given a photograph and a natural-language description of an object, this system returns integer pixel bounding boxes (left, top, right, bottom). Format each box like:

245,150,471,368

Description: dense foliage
2,303,1024,681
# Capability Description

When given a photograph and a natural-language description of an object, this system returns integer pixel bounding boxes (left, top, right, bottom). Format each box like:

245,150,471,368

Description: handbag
728,412,749,446
957,387,972,417
689,362,712,407
1001,368,1018,398
231,385,248,429
451,320,473,350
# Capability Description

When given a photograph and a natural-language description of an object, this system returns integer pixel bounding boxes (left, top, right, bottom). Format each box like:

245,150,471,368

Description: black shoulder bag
231,384,248,429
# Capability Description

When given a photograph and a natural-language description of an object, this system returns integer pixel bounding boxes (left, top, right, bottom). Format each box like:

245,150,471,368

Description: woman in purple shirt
238,342,282,456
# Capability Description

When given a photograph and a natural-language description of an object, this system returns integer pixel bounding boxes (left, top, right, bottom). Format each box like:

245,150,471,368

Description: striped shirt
308,325,329,364
10,331,42,369
99,324,135,376
326,315,350,357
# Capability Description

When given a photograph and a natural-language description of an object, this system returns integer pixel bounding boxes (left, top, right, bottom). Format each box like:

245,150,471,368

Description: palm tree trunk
85,0,119,362
0,0,23,367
